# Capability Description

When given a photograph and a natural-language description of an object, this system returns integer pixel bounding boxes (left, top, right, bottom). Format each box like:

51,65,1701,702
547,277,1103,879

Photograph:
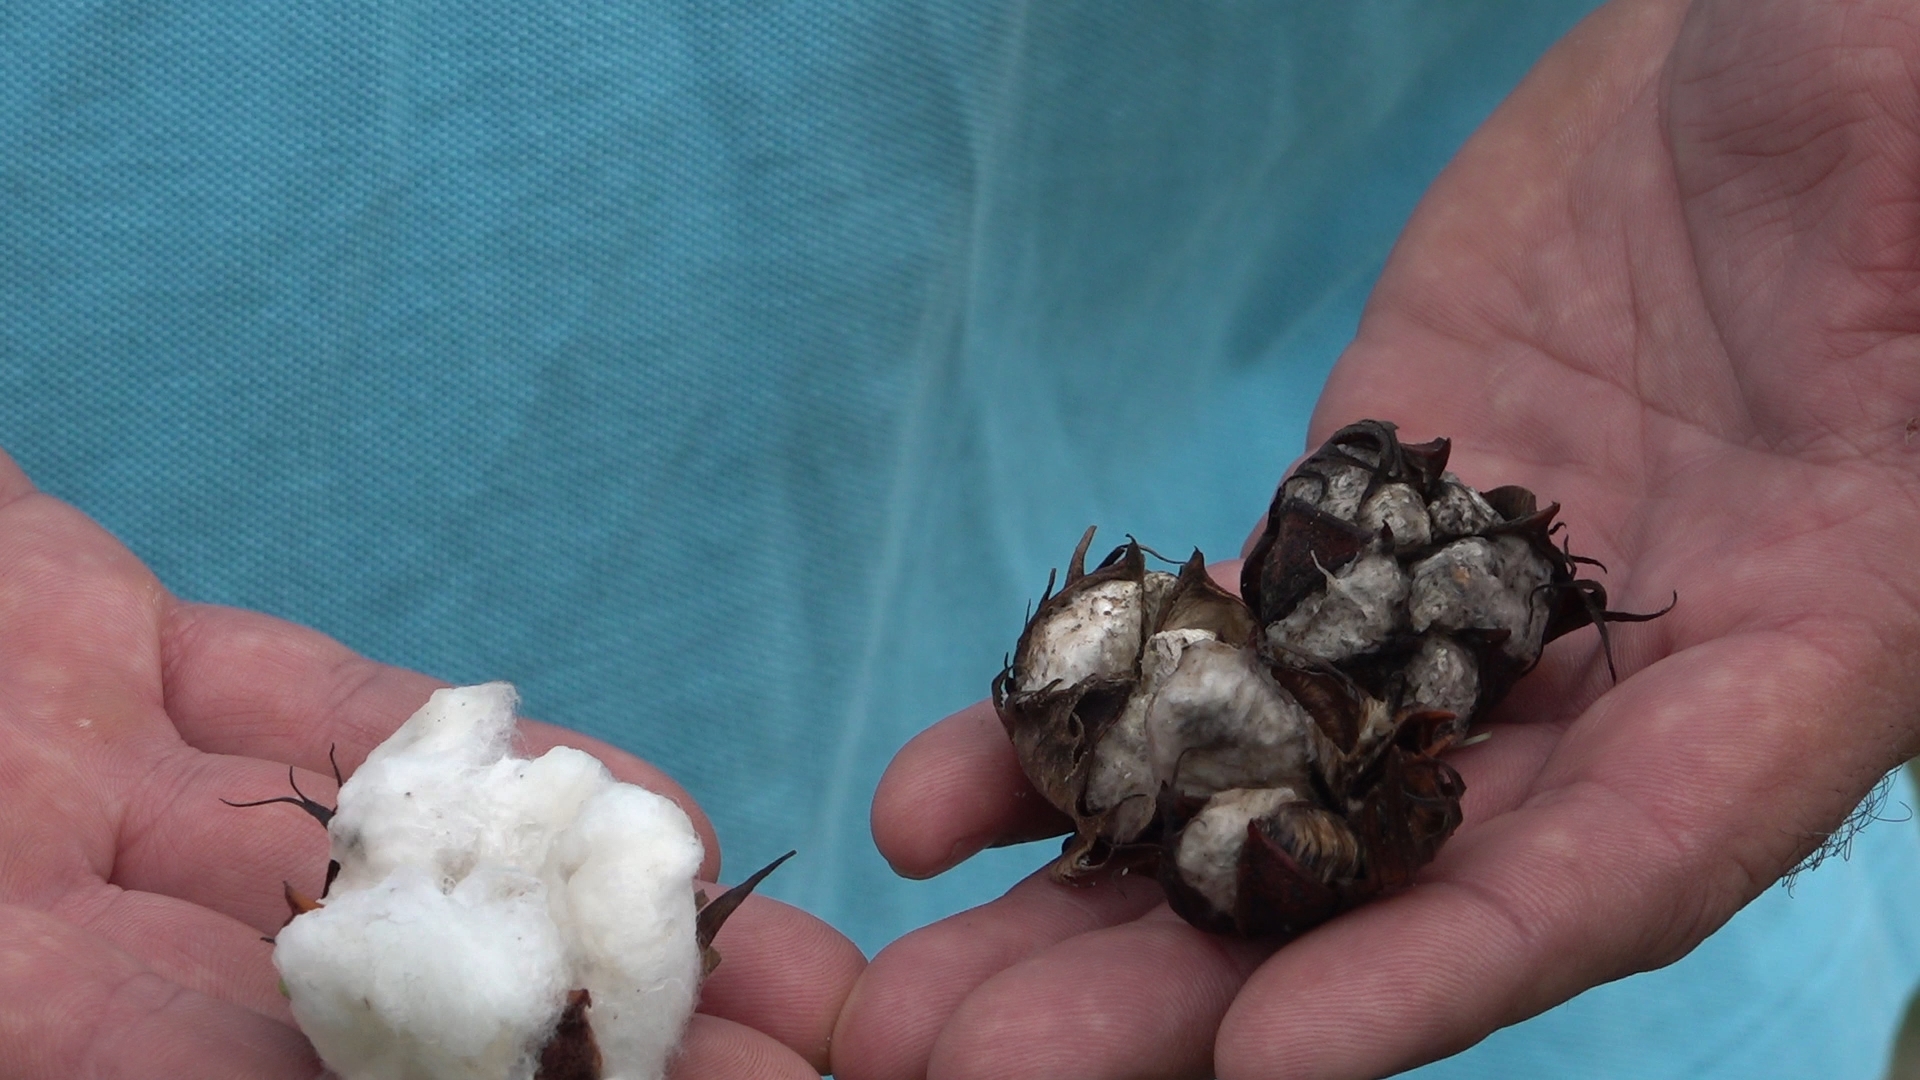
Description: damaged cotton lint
995,420,1669,939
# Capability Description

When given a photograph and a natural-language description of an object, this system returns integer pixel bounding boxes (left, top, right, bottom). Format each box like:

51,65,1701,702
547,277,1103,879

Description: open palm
0,454,863,1079
835,1,1920,1077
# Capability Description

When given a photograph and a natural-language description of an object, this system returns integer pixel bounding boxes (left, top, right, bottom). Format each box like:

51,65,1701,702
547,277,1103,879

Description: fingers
0,495,170,741
925,911,1268,1080
0,448,35,510
1212,788,1686,1080
50,884,290,1021
671,1014,819,1080
1208,557,1244,595
1211,630,1854,1080
0,904,318,1080
832,868,1166,1080
107,748,337,934
696,892,866,1074
155,601,452,773
871,701,1069,879
157,601,719,875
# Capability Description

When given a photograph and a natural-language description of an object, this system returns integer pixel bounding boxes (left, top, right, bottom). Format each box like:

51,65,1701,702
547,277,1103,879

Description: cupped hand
834,1,1920,1077
0,451,863,1079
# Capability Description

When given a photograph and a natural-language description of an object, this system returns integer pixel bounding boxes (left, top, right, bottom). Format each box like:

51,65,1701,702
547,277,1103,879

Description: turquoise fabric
4,2,1916,1075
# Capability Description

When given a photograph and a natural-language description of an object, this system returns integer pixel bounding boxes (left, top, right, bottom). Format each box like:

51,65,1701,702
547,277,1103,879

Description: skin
0,451,864,1079
836,0,1920,1077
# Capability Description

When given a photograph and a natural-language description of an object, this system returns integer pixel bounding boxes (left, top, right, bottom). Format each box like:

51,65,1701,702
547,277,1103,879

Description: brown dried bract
535,990,603,1080
694,850,795,975
525,849,796,1080
996,420,1669,939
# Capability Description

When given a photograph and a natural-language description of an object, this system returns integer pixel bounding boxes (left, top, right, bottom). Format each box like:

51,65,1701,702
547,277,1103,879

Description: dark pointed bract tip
1067,525,1098,582
695,850,796,951
221,765,337,826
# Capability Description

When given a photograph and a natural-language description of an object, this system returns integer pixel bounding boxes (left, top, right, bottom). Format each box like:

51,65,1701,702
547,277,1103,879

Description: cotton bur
230,683,787,1080
995,420,1668,939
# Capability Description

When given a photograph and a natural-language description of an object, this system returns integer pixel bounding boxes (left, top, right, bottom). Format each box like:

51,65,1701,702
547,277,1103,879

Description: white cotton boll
550,786,705,1080
275,865,571,1080
276,683,708,1080
327,684,614,896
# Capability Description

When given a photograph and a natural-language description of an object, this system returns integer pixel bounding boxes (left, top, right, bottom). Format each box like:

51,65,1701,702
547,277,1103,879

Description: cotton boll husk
276,683,708,1080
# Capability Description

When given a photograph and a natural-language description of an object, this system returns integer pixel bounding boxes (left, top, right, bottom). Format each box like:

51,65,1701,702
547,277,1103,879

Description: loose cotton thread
272,683,705,1080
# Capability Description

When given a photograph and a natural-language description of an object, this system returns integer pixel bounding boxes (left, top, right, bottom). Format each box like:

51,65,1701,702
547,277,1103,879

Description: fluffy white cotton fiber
273,683,705,1080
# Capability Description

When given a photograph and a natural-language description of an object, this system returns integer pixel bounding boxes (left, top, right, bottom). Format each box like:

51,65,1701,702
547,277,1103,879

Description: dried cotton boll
1016,576,1158,692
1172,787,1303,913
1358,482,1431,553
1402,633,1480,725
1408,535,1553,666
1080,692,1157,841
270,683,710,1080
1283,459,1374,521
1264,549,1410,662
1426,477,1501,538
1140,634,1314,798
996,420,1670,940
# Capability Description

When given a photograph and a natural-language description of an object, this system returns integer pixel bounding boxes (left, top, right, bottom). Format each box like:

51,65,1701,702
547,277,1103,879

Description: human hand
0,450,863,1079
833,1,1920,1076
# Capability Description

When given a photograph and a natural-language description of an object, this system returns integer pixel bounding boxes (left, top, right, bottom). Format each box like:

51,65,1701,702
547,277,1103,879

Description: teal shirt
5,3,1915,1074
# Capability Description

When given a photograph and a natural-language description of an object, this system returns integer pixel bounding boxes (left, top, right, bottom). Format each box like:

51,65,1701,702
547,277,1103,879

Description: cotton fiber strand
273,683,705,1080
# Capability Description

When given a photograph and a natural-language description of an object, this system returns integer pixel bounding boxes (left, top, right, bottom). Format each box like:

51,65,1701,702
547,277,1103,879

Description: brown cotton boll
996,536,1159,876
1079,690,1158,844
1263,549,1410,663
1283,459,1376,522
1408,535,1554,666
1141,633,1316,800
1427,477,1502,538
1401,633,1480,731
1165,792,1364,939
1013,574,1153,694
1170,787,1309,916
1358,482,1432,553
1077,630,1283,845
995,420,1668,939
1242,498,1377,629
